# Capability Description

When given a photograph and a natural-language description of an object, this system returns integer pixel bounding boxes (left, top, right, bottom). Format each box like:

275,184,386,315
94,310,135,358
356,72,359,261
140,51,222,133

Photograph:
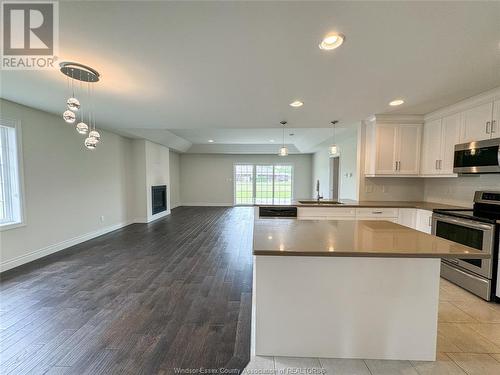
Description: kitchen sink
298,200,343,205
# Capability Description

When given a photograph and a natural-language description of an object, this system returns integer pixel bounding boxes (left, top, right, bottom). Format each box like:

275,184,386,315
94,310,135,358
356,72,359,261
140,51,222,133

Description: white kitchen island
252,219,487,361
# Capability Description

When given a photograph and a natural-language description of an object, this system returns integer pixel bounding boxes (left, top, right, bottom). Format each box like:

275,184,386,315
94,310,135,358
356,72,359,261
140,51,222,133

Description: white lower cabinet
297,206,433,234
355,208,399,222
397,208,417,229
416,209,433,234
297,207,356,220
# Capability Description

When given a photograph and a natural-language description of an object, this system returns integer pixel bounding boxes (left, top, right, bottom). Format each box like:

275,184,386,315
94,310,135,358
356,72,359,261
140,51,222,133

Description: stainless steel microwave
453,137,500,174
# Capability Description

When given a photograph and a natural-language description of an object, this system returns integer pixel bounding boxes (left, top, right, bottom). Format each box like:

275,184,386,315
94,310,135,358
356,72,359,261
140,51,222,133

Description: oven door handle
433,214,495,231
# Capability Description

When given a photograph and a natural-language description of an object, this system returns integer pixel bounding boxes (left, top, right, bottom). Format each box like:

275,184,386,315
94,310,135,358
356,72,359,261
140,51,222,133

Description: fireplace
151,185,167,215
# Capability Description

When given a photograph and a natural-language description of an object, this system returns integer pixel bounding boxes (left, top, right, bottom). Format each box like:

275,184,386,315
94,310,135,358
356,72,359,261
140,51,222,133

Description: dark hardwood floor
0,207,254,374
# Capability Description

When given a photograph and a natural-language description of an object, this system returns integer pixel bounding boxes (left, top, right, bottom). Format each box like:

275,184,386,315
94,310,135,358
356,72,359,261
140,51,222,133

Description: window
234,164,293,205
0,120,22,228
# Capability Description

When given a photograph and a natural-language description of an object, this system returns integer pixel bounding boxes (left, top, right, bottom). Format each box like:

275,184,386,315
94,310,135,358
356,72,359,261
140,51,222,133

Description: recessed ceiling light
319,33,345,50
389,99,405,106
208,139,214,143
289,100,304,107
269,139,275,143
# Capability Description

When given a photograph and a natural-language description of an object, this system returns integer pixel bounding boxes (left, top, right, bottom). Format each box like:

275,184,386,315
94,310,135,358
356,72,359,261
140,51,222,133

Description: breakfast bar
252,219,488,361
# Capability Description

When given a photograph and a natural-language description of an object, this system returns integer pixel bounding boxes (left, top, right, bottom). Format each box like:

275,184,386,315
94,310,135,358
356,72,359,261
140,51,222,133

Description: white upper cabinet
420,119,442,175
419,88,500,177
493,99,500,137
420,113,460,176
397,124,422,175
440,113,461,174
461,101,494,143
365,119,423,176
374,124,398,174
365,88,500,179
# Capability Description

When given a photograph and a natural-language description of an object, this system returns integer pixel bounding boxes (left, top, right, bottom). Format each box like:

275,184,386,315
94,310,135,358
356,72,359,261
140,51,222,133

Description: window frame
0,118,26,231
233,162,294,206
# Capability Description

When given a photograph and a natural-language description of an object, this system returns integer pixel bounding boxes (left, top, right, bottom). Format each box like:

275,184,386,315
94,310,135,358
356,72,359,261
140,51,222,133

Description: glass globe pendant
279,146,289,156
329,120,339,155
63,110,76,123
88,130,101,143
84,136,98,150
76,122,88,135
278,120,288,157
67,97,80,111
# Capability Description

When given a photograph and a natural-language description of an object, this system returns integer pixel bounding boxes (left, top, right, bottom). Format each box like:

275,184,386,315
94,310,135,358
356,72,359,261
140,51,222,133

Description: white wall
179,153,313,205
0,99,134,271
169,150,181,209
0,100,173,271
312,129,358,200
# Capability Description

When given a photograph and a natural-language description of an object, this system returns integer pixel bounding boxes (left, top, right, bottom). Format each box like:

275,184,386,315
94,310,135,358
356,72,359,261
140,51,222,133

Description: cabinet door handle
372,211,383,214
439,160,442,170
435,160,439,170
492,120,497,133
398,161,401,170
486,121,491,134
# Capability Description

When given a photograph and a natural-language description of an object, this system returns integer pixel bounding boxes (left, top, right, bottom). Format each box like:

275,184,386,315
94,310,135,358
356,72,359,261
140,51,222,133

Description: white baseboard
134,209,171,224
1,220,133,273
181,202,234,207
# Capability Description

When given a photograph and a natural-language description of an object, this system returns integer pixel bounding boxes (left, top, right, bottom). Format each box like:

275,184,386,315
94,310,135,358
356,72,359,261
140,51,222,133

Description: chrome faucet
316,179,323,203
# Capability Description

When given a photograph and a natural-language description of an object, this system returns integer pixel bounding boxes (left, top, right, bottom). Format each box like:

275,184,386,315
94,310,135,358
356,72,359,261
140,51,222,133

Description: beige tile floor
244,278,500,375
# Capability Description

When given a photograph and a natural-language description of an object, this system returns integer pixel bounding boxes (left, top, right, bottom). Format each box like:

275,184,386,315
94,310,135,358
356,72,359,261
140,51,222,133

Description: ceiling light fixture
278,121,289,157
208,139,214,143
329,120,339,155
289,100,304,108
319,32,345,51
389,99,405,106
60,62,101,150
269,139,275,143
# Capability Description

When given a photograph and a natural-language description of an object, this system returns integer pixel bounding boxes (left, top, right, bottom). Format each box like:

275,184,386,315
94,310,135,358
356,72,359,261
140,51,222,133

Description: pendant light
75,72,89,135
60,62,101,150
278,120,289,156
329,120,339,155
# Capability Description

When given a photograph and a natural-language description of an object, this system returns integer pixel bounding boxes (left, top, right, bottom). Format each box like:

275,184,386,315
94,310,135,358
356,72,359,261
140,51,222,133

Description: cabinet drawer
355,208,399,218
298,207,356,218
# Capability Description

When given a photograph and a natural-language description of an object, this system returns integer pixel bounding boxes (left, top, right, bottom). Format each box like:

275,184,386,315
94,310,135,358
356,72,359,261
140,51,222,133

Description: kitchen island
252,219,487,361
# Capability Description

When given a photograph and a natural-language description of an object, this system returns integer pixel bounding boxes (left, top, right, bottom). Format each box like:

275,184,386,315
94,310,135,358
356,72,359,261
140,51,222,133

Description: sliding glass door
234,164,293,205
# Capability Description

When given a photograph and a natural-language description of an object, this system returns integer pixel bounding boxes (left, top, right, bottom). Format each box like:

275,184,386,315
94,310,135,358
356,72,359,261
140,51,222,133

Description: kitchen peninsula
252,218,487,361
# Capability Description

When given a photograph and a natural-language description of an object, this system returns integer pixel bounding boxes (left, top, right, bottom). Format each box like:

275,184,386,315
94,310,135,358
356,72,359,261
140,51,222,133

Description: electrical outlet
100,215,105,222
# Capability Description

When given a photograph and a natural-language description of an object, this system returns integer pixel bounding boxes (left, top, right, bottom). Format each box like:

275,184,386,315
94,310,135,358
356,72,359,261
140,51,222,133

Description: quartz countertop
273,200,468,210
253,219,486,258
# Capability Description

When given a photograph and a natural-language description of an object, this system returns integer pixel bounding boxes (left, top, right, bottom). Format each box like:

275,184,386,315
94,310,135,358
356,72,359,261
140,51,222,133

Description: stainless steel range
432,191,500,301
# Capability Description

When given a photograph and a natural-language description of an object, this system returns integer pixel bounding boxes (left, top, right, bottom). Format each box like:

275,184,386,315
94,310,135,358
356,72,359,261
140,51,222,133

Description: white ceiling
1,1,499,152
